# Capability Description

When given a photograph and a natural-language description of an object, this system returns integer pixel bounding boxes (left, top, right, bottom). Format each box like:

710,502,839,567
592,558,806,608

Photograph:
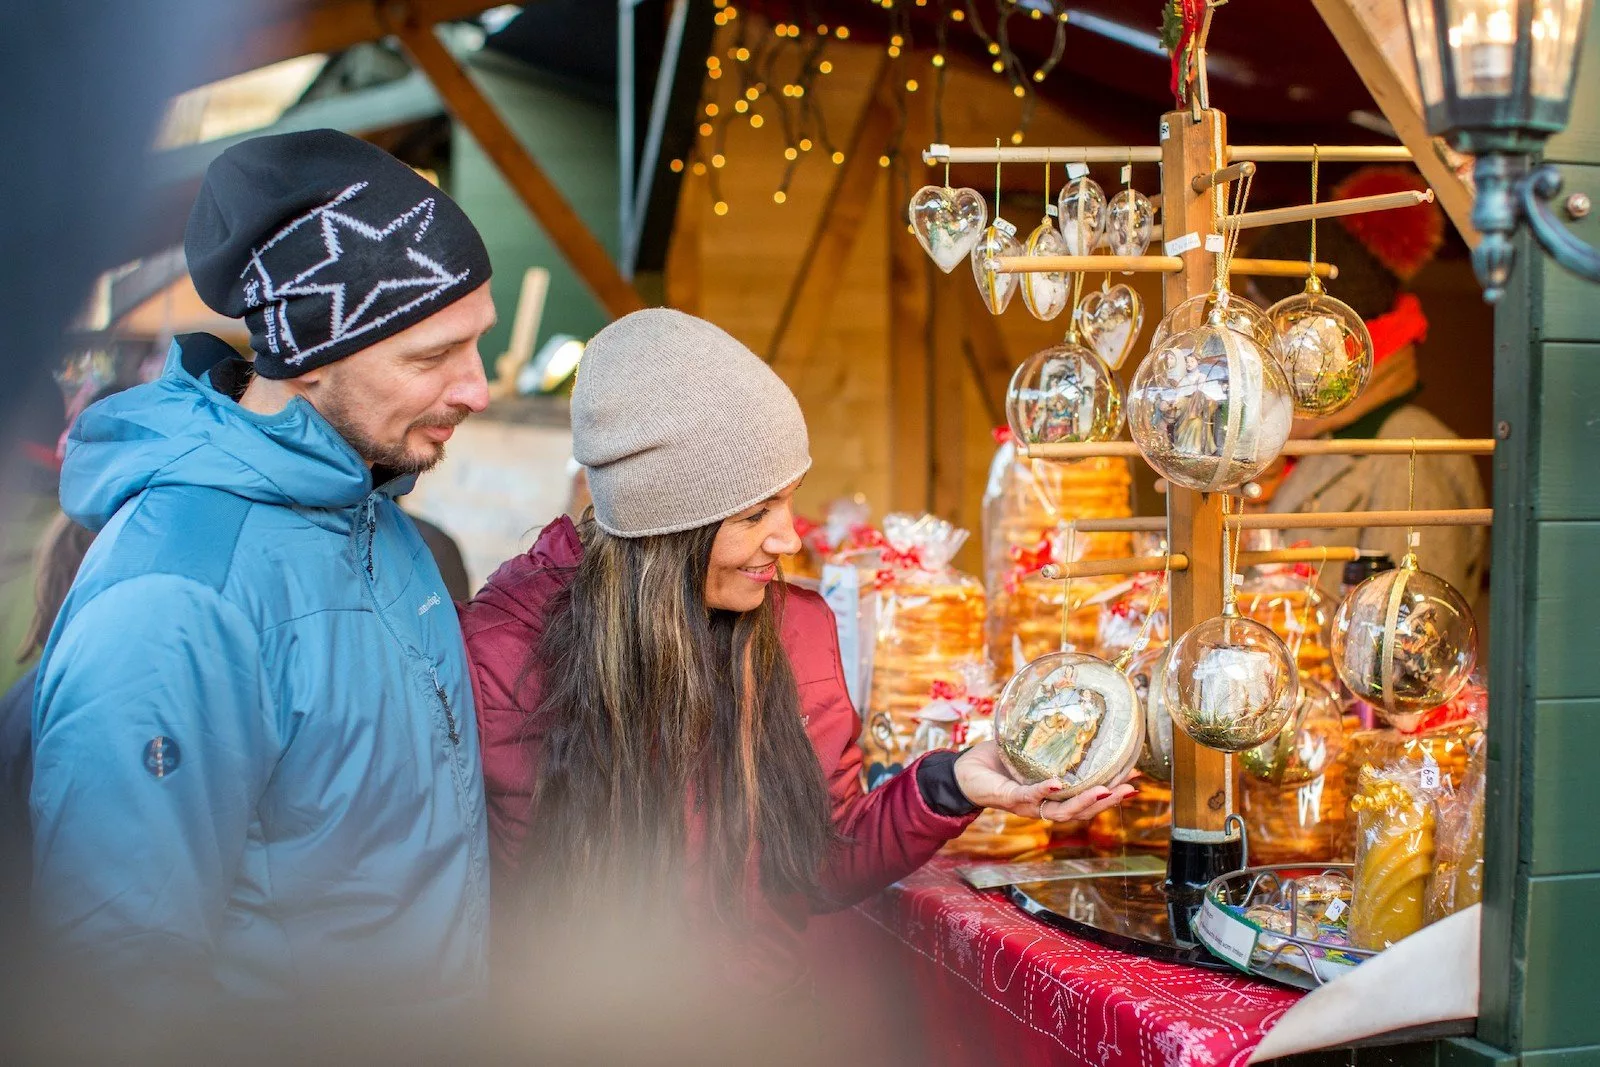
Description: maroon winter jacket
459,517,975,979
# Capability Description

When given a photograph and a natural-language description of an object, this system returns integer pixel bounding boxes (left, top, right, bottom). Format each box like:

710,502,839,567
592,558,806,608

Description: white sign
1165,231,1202,256
1205,233,1226,253
1066,162,1090,180
1197,896,1259,971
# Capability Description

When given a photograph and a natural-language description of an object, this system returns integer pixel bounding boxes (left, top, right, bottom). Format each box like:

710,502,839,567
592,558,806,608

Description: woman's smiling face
704,478,804,612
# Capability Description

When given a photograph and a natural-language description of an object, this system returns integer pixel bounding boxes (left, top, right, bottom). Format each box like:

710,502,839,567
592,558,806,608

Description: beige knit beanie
572,307,811,537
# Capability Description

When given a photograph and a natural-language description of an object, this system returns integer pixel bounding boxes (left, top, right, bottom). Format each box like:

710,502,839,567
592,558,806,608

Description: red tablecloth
813,857,1303,1067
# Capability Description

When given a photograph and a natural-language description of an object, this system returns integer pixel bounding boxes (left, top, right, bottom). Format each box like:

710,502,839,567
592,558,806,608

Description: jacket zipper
428,664,461,745
364,497,377,578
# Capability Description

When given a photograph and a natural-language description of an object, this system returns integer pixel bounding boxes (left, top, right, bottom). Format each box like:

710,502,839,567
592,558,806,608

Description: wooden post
1159,107,1235,868
382,2,645,319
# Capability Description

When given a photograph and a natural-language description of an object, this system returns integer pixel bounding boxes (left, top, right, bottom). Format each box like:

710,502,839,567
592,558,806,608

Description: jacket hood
61,333,380,532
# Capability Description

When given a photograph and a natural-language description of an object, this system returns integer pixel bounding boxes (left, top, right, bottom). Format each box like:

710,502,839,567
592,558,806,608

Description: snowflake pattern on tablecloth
853,858,1301,1067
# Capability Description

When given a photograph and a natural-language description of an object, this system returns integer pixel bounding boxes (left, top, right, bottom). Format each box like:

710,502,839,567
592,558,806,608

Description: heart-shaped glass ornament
1056,177,1107,256
971,221,1023,315
1106,188,1156,257
908,185,988,273
1020,219,1072,321
1075,282,1144,371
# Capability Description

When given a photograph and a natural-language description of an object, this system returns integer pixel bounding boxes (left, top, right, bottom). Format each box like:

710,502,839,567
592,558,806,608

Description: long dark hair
518,514,835,919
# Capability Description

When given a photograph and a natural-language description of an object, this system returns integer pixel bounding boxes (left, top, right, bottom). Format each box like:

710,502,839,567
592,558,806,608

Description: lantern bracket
1472,152,1600,302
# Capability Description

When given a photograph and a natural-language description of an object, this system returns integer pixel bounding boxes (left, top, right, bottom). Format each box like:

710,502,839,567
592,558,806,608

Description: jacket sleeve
30,574,275,1008
458,606,542,883
794,596,977,911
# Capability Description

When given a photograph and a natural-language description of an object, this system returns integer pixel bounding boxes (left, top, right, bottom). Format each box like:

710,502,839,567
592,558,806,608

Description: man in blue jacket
31,129,494,1014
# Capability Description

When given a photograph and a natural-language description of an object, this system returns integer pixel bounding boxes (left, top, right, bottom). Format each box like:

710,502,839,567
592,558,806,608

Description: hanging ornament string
1065,267,1087,342
1112,557,1172,673
1404,439,1420,567
1059,518,1079,652
1043,155,1052,218
1221,495,1245,616
1288,548,1330,667
945,157,952,191
1218,158,1254,294
1307,144,1320,283
994,137,1003,222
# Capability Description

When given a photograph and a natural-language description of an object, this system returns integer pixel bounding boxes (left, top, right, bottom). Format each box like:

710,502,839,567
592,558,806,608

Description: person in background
0,513,94,918
30,129,495,1018
460,309,1136,997
1244,167,1487,608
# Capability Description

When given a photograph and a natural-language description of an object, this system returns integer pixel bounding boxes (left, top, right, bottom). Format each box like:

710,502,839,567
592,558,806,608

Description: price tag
1232,572,1245,587
1046,203,1059,217
1121,163,1132,185
1420,754,1442,791
1323,897,1349,923
1165,231,1202,256
1159,120,1172,141
1066,162,1090,180
928,143,951,158
994,217,1018,239
1205,233,1226,253
1409,531,1422,547
1196,897,1258,972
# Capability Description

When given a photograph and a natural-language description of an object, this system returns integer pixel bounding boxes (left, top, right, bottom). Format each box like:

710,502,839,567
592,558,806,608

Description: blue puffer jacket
31,334,488,1010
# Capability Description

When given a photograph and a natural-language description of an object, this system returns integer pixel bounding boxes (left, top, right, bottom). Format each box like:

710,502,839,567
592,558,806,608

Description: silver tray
1195,864,1379,991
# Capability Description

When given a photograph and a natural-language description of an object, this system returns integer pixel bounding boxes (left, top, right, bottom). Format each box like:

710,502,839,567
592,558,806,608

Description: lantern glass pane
1406,0,1449,105
1446,0,1519,97
1531,0,1588,100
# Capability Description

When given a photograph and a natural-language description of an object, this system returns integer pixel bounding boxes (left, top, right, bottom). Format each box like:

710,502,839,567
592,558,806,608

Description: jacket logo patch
144,736,181,779
418,592,442,616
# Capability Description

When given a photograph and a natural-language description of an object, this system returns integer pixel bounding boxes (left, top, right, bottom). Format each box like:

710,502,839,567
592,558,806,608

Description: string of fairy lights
668,0,1075,216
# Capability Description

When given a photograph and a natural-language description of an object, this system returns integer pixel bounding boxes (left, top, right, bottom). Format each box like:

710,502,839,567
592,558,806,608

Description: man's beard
319,400,467,476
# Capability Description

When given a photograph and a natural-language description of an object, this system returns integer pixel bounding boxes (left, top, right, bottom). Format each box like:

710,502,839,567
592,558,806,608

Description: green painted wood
1522,1046,1600,1065
1539,343,1600,520
1437,1037,1518,1066
449,52,618,377
1522,874,1600,1049
1534,521,1600,700
1539,166,1600,343
1530,699,1600,875
1481,225,1542,1053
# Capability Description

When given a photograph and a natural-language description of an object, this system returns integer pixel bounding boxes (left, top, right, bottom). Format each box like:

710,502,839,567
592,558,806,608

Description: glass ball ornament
995,651,1144,798
1268,279,1375,417
1330,561,1479,730
907,185,988,273
1241,677,1345,785
1056,176,1107,255
1005,337,1125,445
1150,289,1280,359
971,223,1023,315
1020,219,1072,321
1125,644,1174,783
1126,323,1295,493
1106,188,1155,257
1164,613,1300,752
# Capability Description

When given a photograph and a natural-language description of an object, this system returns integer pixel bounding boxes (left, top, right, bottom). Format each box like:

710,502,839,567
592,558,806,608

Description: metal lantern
1403,0,1599,300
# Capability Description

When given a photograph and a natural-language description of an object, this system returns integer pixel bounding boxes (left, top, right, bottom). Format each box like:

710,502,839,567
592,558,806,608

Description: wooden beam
382,2,644,319
1311,0,1479,244
765,59,896,365
182,0,501,93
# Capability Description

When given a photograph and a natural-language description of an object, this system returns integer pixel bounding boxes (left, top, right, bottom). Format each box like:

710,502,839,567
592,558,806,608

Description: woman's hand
952,740,1138,823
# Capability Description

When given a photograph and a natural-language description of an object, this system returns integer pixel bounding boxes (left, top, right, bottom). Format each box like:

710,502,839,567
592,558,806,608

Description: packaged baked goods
1240,548,1335,684
1242,767,1349,864
1339,719,1480,857
863,514,986,787
944,808,1053,859
1349,764,1437,950
1425,733,1486,924
1090,573,1171,662
1088,780,1172,852
981,437,1135,676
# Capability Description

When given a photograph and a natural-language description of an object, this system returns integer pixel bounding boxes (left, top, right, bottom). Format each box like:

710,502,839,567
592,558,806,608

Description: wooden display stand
923,109,1495,958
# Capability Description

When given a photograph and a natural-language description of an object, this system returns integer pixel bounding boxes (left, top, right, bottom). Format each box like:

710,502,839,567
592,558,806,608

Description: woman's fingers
1038,782,1138,823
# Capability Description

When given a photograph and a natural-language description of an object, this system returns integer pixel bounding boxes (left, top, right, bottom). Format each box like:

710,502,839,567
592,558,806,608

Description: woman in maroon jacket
460,309,1135,987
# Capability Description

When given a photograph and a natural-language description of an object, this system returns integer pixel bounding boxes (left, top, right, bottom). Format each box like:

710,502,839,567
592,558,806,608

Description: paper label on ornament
929,143,951,158
1121,163,1132,185
1066,162,1090,179
820,564,866,712
1324,897,1349,923
994,217,1018,239
1165,231,1202,256
1045,203,1059,217
1205,233,1226,253
1197,896,1259,972
1160,120,1172,141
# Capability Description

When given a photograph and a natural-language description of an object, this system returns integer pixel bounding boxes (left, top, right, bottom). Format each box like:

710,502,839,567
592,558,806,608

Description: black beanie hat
185,128,492,379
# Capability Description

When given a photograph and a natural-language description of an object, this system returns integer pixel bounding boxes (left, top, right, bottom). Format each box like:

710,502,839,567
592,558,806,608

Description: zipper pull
428,665,461,746
364,497,377,578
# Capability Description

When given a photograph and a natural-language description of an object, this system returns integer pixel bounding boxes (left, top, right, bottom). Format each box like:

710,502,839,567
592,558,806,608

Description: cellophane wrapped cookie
1242,769,1349,864
862,514,986,787
1340,718,1482,857
981,438,1134,677
1425,733,1486,924
1349,763,1439,951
